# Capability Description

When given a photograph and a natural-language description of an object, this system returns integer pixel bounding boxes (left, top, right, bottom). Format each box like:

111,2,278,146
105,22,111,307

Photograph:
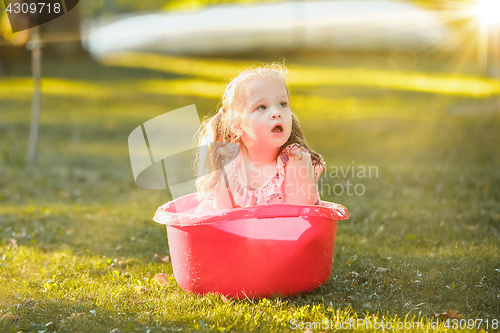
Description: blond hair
195,63,325,200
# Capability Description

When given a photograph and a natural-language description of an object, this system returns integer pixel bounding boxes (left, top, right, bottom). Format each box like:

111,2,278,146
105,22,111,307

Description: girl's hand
194,199,215,213
282,150,318,205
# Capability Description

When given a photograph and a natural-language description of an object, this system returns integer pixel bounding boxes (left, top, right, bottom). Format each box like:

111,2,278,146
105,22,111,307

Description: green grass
1,51,500,332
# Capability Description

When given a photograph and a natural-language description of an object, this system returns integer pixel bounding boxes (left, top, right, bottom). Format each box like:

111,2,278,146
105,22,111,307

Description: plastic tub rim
153,193,349,227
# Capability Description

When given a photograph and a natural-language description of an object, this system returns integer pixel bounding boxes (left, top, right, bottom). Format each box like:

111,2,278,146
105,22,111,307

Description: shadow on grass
3,297,193,332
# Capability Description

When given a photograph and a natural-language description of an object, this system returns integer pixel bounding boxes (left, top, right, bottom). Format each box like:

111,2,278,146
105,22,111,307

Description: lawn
0,50,499,332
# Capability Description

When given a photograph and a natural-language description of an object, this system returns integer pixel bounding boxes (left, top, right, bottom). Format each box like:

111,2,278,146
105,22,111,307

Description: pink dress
220,143,324,207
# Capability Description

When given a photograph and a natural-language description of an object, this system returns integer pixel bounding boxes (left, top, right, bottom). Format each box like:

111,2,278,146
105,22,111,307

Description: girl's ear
232,117,244,137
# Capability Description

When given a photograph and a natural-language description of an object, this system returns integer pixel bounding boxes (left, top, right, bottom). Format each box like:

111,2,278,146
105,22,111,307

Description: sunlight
472,0,500,25
427,0,500,77
0,77,226,101
99,53,500,97
100,52,244,81
3,61,499,103
468,0,500,76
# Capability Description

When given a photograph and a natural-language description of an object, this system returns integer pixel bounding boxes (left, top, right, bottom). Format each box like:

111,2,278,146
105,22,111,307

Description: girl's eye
279,102,288,108
256,105,266,111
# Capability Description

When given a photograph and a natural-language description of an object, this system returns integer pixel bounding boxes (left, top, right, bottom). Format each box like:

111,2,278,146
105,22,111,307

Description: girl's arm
194,169,234,213
283,151,318,205
213,168,235,210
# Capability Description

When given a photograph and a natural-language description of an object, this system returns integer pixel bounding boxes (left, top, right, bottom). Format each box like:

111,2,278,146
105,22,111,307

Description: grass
1,50,500,332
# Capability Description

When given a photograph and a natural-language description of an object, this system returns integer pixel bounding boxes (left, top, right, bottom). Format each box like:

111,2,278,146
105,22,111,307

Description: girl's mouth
272,125,283,133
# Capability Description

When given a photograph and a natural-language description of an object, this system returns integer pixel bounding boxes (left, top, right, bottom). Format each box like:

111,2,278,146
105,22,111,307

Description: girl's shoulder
278,144,324,180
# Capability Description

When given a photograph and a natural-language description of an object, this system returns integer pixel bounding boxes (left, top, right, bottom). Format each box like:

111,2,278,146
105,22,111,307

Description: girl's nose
270,108,281,119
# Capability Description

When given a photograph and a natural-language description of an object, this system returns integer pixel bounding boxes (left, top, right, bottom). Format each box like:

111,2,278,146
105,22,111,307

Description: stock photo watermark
319,162,379,197
290,318,423,331
290,318,499,331
3,0,80,32
129,105,379,201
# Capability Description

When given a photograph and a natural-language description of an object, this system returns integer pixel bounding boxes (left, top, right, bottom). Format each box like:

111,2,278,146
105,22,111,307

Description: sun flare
472,0,500,25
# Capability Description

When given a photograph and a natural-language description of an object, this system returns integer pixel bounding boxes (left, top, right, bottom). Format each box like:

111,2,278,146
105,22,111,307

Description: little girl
194,64,329,212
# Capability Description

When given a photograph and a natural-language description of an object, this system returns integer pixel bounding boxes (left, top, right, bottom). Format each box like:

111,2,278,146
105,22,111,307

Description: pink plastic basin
154,194,349,298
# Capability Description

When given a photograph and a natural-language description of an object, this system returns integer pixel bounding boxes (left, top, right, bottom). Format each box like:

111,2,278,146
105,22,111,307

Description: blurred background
1,0,500,320
0,0,499,72
1,0,500,74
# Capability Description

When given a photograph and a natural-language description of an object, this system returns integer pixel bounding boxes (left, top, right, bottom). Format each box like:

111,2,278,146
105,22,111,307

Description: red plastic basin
154,193,349,297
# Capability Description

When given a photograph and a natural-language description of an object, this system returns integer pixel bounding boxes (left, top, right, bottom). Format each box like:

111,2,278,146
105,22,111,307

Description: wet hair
195,63,325,200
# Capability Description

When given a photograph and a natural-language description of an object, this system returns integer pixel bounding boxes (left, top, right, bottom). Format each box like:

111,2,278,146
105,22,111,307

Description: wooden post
493,23,500,112
27,26,42,165
492,23,500,78
478,24,489,76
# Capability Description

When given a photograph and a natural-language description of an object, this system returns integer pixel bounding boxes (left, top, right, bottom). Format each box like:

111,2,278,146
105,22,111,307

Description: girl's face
237,77,292,151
